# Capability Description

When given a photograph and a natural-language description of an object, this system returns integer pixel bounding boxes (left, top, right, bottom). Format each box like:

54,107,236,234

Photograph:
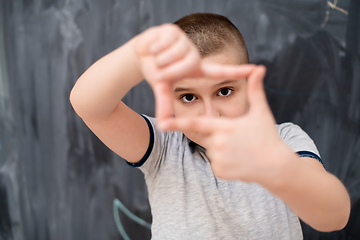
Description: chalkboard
0,0,358,239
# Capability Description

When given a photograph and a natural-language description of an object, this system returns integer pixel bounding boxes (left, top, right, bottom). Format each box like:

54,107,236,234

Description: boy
70,13,350,239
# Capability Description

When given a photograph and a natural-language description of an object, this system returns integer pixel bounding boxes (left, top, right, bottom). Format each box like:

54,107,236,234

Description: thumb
247,65,269,113
153,82,174,122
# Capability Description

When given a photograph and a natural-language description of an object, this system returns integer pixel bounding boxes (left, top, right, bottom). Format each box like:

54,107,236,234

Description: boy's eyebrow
173,87,193,93
214,80,238,87
174,80,239,93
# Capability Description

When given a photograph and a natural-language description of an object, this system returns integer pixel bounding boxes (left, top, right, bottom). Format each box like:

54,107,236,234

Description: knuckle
176,42,189,56
169,24,182,32
167,47,184,62
163,24,181,37
159,23,174,33
155,54,170,67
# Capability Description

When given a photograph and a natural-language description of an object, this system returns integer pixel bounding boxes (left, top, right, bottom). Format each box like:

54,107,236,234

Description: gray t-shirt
130,115,321,240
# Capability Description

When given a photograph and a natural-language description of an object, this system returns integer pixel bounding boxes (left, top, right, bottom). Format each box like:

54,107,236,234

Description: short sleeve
277,122,324,167
126,114,170,178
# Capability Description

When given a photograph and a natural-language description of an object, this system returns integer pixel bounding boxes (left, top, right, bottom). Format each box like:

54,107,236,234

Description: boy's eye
217,88,233,97
181,94,196,103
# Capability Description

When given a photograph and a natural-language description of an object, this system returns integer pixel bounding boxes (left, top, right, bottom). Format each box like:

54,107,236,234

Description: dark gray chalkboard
0,0,358,239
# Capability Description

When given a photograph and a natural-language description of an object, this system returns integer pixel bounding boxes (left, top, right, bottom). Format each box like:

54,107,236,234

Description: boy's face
172,51,248,146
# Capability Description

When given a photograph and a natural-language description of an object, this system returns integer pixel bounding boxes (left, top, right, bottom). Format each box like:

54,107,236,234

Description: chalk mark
321,0,348,28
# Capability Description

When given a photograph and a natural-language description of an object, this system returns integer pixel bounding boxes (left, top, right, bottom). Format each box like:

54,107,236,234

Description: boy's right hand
134,24,203,122
134,24,255,124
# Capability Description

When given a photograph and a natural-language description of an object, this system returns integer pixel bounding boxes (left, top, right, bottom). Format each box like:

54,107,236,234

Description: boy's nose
203,101,221,117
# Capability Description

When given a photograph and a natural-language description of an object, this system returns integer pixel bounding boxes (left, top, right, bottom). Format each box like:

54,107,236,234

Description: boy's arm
264,151,350,232
161,66,351,232
70,38,150,163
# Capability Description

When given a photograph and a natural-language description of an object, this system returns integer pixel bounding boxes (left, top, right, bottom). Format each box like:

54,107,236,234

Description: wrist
254,141,298,190
128,37,145,81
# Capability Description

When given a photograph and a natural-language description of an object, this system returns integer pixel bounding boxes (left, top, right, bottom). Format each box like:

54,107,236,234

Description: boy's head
174,12,249,64
172,13,250,145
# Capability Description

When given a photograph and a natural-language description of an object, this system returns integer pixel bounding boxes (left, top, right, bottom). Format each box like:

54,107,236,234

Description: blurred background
0,0,359,239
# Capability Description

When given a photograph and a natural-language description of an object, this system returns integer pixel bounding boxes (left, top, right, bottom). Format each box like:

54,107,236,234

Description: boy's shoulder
276,122,310,141
276,122,321,160
276,122,303,135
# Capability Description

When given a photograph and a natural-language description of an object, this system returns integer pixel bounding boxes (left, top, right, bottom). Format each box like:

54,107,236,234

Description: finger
153,82,174,121
150,24,181,54
154,35,191,68
159,117,220,133
246,65,270,113
201,63,256,80
158,47,202,82
135,27,161,56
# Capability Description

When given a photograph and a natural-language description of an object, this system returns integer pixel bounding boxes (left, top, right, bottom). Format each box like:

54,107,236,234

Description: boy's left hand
160,66,290,182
